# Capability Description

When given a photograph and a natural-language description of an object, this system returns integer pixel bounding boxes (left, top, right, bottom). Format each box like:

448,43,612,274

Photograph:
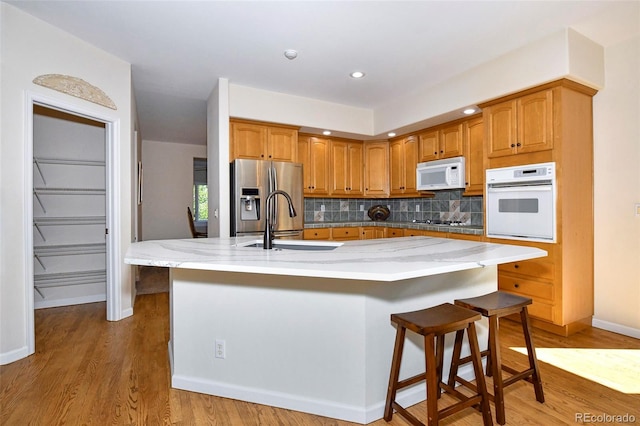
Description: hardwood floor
1,293,638,425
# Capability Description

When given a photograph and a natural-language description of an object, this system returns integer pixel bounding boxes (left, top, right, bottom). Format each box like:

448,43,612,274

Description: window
193,158,208,221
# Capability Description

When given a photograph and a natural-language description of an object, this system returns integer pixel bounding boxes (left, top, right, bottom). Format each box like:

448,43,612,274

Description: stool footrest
397,372,427,390
502,367,535,388
390,402,424,426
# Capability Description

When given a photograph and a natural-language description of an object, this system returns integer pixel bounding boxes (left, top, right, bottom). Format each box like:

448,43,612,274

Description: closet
32,106,107,308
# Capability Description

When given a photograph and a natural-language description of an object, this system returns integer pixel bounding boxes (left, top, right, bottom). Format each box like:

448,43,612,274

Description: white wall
0,4,133,364
592,34,640,336
141,140,207,240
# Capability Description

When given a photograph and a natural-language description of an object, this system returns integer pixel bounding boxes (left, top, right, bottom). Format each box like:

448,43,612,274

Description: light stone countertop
125,236,546,282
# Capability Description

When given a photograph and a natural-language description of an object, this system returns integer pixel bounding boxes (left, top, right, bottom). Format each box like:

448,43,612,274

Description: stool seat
391,302,482,335
449,291,544,425
384,303,493,426
455,291,532,317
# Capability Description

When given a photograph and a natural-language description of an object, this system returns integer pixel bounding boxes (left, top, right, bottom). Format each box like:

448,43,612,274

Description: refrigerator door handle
271,164,279,226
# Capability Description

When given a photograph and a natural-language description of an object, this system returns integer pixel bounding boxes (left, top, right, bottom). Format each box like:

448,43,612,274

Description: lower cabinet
361,226,385,239
490,238,563,332
303,228,331,240
329,227,360,241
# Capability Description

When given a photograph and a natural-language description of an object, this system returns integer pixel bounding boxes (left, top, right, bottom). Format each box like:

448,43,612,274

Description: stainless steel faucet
263,190,297,249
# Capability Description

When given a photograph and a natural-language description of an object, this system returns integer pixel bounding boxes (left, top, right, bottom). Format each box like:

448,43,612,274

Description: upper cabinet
298,135,330,196
389,135,419,197
364,141,390,198
330,140,364,197
484,89,553,159
230,120,298,162
418,122,464,162
463,116,484,196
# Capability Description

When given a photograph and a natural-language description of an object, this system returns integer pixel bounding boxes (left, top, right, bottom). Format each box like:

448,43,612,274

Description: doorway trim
24,91,121,355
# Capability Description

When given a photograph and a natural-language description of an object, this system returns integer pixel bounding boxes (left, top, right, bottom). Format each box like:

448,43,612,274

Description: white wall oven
486,162,556,242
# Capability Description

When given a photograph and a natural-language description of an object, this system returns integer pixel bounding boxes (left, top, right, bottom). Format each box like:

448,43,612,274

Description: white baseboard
0,345,30,366
170,353,477,424
34,294,106,309
592,318,640,339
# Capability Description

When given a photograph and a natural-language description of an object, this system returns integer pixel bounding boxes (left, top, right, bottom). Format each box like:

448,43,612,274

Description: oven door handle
488,185,552,193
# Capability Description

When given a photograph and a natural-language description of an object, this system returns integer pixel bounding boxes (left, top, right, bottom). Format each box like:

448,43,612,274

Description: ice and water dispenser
239,188,260,221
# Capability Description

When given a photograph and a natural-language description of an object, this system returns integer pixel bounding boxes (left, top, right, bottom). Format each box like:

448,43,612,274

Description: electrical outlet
215,339,226,359
320,204,325,212
415,205,420,212
360,204,364,211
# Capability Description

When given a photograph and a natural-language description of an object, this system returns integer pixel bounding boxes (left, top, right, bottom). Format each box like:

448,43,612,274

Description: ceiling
6,1,640,145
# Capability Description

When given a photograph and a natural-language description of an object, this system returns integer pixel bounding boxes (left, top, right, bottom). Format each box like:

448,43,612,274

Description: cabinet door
440,123,464,158
463,116,484,195
267,127,298,162
418,130,439,162
517,89,553,154
364,142,389,197
403,136,419,195
330,141,349,196
297,136,312,194
347,142,364,195
231,122,267,160
389,140,404,194
485,100,517,158
310,137,331,195
361,227,384,240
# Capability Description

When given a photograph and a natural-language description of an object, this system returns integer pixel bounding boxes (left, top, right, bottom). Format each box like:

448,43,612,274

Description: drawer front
498,272,553,301
500,290,555,322
498,258,554,280
303,228,331,240
331,227,359,240
386,228,403,238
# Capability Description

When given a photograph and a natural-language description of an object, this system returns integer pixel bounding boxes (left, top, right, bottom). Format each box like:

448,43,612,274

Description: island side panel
169,266,496,424
170,269,370,420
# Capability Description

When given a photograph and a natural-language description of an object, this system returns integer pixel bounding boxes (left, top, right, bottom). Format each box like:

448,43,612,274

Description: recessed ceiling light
387,132,396,137
284,49,298,60
463,108,476,115
350,71,365,79
322,130,331,135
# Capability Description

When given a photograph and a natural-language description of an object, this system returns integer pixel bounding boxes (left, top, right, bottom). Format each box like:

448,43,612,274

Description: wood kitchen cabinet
481,79,598,336
330,227,360,241
361,226,385,240
418,122,464,162
230,120,298,162
330,140,364,197
363,141,390,197
462,115,484,196
303,228,331,240
484,89,553,159
389,135,419,196
298,134,330,196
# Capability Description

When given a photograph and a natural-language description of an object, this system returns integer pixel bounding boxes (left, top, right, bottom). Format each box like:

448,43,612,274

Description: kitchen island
125,236,545,424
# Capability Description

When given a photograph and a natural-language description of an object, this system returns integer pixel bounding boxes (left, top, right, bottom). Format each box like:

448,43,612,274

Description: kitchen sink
238,240,342,251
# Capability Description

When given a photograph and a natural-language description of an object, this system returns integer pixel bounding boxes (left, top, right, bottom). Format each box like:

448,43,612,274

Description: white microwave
416,156,466,191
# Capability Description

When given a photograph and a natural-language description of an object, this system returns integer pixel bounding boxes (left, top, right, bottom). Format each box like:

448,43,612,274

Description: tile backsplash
304,190,483,226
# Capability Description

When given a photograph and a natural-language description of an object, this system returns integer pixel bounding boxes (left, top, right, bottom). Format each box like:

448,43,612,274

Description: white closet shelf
33,157,105,166
34,187,106,195
34,270,106,297
34,243,106,257
33,216,106,225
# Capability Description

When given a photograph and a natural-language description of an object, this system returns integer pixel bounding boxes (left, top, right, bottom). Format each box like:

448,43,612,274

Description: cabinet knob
514,264,519,269
434,151,438,155
510,144,516,148
440,150,443,153
261,154,265,157
516,143,522,147
514,283,520,288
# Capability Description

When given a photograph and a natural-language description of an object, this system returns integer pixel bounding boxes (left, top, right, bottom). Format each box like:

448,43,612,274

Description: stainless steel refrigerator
230,159,304,239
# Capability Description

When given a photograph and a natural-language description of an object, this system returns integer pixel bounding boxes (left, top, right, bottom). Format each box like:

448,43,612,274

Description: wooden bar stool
448,291,545,425
384,303,493,426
